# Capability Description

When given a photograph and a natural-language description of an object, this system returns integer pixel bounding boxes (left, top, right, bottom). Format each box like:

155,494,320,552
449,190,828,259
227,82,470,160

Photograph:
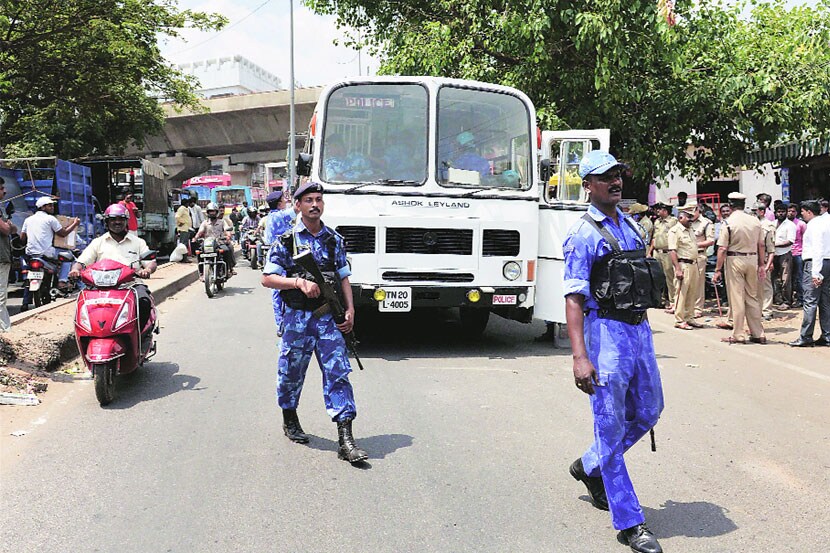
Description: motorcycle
242,229,259,268
254,235,270,271
196,237,229,298
73,252,159,406
24,250,78,307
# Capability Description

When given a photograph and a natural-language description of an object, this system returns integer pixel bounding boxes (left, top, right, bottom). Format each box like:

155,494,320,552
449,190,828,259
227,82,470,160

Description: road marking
650,319,830,383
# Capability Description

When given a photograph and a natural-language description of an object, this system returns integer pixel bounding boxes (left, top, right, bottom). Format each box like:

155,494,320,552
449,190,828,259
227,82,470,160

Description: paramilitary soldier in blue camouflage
261,181,367,464
261,190,297,332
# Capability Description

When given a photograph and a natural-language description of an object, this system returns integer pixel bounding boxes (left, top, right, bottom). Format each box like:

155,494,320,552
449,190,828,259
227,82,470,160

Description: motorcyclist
194,202,236,275
69,203,157,328
241,206,260,233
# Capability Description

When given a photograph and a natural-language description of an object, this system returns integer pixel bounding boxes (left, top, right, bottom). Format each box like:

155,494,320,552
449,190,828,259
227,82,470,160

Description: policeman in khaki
651,204,678,310
754,202,777,319
713,192,767,344
690,204,714,317
668,204,702,329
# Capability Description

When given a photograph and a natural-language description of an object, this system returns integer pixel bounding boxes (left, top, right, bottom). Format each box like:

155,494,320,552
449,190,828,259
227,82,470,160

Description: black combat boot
336,419,368,463
569,458,609,511
282,409,309,443
618,523,663,553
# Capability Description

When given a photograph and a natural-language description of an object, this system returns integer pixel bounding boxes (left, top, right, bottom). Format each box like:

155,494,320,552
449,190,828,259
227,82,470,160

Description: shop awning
744,135,830,165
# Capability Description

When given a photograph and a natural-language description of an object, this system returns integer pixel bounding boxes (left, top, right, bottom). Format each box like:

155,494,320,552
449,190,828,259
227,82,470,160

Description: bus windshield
321,84,428,185
437,87,531,190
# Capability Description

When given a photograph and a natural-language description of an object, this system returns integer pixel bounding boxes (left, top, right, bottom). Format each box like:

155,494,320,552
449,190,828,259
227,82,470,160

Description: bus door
534,129,610,323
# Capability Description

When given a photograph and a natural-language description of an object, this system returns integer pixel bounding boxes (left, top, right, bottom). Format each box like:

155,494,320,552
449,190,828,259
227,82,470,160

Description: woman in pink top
788,203,807,307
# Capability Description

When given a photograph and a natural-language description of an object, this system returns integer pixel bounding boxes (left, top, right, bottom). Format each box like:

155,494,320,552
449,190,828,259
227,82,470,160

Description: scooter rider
194,202,236,275
69,204,157,328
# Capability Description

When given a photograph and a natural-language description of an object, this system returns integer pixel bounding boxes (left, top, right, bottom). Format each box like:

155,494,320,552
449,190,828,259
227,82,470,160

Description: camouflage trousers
277,307,357,422
580,310,664,531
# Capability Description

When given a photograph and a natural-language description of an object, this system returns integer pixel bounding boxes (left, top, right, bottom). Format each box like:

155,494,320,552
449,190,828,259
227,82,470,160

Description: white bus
296,76,608,335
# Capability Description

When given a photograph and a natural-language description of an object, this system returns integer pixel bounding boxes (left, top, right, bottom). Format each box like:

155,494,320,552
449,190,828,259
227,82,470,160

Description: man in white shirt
189,197,205,230
20,196,80,288
790,200,830,347
772,203,797,307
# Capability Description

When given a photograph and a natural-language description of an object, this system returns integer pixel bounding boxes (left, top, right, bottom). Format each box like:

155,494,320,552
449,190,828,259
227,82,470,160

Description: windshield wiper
343,179,420,193
343,182,375,194
461,187,490,198
372,179,421,185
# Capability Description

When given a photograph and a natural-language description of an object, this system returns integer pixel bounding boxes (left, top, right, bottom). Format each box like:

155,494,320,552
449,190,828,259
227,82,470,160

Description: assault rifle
293,250,365,371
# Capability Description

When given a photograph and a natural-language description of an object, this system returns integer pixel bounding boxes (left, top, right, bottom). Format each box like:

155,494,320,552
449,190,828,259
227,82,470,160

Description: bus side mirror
296,153,312,177
540,159,551,184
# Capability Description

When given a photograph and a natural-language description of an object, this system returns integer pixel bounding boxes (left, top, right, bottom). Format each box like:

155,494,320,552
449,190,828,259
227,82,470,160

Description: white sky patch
159,0,380,88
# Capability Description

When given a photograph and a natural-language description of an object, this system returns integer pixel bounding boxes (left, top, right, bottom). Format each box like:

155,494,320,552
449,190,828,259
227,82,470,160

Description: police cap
628,203,648,215
266,190,284,203
677,202,697,215
727,192,747,201
294,181,324,200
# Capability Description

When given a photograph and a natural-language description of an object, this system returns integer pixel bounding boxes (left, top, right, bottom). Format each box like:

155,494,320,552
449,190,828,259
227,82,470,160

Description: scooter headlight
112,300,132,331
77,303,91,332
90,269,121,287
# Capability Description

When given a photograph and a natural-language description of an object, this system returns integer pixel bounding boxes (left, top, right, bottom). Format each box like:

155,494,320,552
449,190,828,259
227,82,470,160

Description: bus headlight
466,289,481,303
503,261,522,281
373,288,386,302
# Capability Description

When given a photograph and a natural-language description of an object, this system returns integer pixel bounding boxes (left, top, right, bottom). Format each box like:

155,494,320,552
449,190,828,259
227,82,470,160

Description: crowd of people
626,191,830,346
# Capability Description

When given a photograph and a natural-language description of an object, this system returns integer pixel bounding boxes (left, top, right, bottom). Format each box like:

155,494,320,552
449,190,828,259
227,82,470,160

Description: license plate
27,271,44,280
378,287,412,312
492,294,517,305
201,253,217,258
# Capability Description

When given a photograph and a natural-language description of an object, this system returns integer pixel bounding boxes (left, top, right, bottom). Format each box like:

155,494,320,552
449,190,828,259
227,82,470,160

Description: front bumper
351,284,534,322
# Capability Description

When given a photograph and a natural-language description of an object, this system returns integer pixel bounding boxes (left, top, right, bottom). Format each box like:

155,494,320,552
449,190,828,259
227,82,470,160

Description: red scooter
73,254,158,406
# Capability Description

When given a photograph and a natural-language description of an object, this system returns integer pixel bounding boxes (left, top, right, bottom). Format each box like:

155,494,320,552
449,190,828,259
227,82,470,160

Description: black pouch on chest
583,214,666,310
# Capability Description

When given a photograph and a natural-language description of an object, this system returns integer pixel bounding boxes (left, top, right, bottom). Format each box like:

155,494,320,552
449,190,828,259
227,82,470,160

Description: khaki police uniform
668,220,699,324
639,216,654,245
652,215,678,305
759,218,776,316
717,210,765,341
691,216,714,313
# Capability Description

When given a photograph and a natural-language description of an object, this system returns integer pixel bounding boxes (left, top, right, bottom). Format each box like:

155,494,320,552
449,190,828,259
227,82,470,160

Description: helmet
103,203,129,220
258,204,269,213
247,206,257,216
205,202,219,212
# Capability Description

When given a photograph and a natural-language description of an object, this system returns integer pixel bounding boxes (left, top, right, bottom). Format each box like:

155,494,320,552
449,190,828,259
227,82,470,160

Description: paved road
2,267,829,552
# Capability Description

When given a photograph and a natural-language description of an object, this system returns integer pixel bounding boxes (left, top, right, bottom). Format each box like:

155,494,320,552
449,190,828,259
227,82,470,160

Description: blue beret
294,181,324,199
266,190,284,203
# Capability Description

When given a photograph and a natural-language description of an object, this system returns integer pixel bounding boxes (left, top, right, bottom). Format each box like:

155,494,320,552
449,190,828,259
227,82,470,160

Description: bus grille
482,229,520,257
385,227,473,255
336,226,376,253
382,271,475,283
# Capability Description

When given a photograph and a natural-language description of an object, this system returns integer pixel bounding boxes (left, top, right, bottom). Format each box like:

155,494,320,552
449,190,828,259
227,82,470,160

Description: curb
1,261,200,371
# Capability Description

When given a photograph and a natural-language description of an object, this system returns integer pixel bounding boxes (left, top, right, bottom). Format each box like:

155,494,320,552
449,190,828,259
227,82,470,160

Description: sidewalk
0,261,199,372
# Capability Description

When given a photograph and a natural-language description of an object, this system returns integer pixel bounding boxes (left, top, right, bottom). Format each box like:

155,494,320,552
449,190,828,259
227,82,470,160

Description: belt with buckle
678,258,695,264
727,251,757,257
592,309,647,325
654,248,668,253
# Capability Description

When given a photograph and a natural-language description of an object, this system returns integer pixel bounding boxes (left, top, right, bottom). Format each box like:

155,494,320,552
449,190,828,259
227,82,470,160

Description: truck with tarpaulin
79,158,177,254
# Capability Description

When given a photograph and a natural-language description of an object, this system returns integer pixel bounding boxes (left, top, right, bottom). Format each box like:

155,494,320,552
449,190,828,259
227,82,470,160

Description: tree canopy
0,0,225,159
307,0,830,184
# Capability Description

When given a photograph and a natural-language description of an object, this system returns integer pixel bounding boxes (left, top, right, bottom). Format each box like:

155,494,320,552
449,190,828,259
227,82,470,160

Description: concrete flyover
128,86,324,179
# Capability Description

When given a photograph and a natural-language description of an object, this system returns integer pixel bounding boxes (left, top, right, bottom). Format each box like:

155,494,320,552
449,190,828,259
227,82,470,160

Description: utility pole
288,0,296,192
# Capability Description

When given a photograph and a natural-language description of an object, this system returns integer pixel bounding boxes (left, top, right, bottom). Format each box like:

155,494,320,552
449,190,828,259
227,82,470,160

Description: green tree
307,0,830,187
0,0,226,159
